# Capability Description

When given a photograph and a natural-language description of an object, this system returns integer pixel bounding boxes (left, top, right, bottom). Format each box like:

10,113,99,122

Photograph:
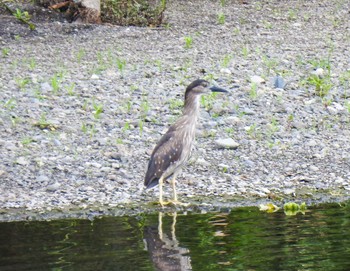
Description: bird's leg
169,176,189,206
159,176,165,207
171,175,178,203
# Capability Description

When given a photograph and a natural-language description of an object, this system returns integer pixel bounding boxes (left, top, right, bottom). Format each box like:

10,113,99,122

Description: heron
144,79,228,206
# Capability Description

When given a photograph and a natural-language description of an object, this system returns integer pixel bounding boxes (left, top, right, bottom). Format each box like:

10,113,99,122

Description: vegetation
101,0,166,26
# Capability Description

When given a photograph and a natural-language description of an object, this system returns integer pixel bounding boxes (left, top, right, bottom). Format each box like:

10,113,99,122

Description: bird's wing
144,128,183,189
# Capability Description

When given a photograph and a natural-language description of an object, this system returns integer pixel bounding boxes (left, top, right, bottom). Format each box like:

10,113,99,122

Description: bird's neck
183,94,201,119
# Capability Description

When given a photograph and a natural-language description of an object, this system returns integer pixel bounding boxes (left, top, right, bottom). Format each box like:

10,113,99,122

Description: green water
1,203,350,271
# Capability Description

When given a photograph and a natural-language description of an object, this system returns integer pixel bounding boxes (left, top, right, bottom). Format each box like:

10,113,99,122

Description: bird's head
185,79,228,100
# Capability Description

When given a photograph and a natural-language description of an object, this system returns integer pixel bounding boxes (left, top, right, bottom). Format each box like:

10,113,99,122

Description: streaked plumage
144,79,228,206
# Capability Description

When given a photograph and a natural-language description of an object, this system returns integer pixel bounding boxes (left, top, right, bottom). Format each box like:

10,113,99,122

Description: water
1,203,350,271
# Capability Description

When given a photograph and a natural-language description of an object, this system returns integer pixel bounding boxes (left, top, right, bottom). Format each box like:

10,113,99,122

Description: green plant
123,121,131,132
138,119,144,135
304,58,333,97
168,98,183,111
306,74,332,97
81,122,97,137
3,98,16,110
116,58,126,73
100,0,166,26
200,92,217,111
249,83,258,100
266,117,279,137
262,55,278,76
28,58,36,70
12,8,35,30
263,20,272,29
225,127,234,137
221,54,233,68
140,99,150,118
287,8,297,21
66,83,76,96
344,101,350,113
246,123,261,139
2,48,9,57
21,137,34,145
242,46,249,58
92,100,104,119
217,12,225,24
51,76,60,93
34,113,56,130
76,49,85,63
116,138,123,144
15,77,30,90
184,36,193,49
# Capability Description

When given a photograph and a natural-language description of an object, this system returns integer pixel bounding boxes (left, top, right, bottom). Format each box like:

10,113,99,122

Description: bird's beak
210,86,228,93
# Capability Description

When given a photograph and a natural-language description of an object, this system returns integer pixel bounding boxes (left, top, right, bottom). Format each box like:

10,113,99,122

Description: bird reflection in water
143,212,192,271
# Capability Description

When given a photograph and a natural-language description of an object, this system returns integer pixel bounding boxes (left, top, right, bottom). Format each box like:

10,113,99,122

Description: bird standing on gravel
144,79,228,206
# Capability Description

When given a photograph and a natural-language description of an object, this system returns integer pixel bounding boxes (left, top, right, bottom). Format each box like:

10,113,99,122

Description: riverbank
1,0,349,221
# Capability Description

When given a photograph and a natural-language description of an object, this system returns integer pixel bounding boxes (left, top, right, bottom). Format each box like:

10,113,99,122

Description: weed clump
101,0,166,26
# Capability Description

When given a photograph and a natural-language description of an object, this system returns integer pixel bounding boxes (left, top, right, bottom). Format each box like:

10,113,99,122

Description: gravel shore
1,0,350,221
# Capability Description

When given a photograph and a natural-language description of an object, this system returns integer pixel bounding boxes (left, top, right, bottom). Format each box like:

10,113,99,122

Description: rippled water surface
1,203,350,271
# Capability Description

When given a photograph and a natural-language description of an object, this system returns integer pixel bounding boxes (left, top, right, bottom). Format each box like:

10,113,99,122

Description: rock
46,182,60,192
250,75,265,84
273,75,286,89
16,157,29,166
41,82,53,93
215,138,240,149
196,158,211,167
36,175,50,183
283,188,295,195
220,68,232,75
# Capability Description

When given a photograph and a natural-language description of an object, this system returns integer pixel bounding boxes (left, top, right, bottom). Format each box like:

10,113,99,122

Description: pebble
215,138,240,149
16,157,29,166
250,75,265,84
196,158,211,167
46,182,61,192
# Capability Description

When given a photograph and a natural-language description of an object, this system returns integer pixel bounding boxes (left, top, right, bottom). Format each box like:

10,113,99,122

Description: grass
221,54,233,68
184,36,193,49
92,100,104,119
2,48,9,57
140,99,150,118
21,137,34,145
101,0,166,26
50,74,60,94
246,123,261,140
241,46,249,59
249,83,258,100
116,58,126,74
76,49,85,64
217,12,225,24
200,92,218,111
81,122,97,137
15,77,30,90
66,83,76,96
33,113,56,130
225,127,235,137
262,55,279,76
168,98,183,111
3,98,17,110
11,8,36,30
28,58,36,70
304,58,333,98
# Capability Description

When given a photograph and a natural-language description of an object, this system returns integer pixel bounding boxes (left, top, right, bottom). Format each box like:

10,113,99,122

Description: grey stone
215,138,240,149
